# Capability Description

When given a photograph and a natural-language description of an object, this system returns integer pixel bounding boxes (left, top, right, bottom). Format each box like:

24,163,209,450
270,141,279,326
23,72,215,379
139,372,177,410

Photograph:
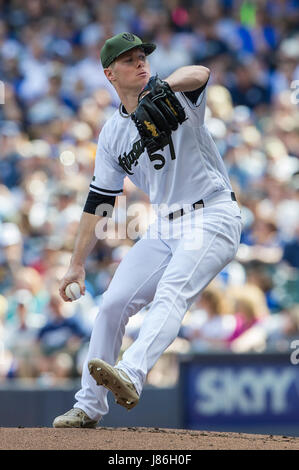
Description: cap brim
141,43,156,55
113,42,156,64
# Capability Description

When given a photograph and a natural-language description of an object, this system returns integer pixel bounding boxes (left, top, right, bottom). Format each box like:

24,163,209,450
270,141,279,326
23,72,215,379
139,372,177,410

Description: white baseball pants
74,191,242,420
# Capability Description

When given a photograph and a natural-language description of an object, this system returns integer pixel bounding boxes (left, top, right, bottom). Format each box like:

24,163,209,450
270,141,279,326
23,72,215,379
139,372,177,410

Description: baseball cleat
88,358,139,410
52,408,98,428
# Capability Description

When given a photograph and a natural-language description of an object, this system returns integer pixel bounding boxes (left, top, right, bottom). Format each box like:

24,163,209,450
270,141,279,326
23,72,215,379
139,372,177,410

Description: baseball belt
168,191,237,221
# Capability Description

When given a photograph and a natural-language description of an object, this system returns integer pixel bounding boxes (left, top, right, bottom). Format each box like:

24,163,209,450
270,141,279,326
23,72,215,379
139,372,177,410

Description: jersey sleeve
90,126,125,197
183,78,208,106
178,76,209,127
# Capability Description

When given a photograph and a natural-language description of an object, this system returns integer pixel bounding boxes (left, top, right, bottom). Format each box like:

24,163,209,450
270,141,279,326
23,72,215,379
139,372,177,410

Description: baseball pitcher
53,33,242,428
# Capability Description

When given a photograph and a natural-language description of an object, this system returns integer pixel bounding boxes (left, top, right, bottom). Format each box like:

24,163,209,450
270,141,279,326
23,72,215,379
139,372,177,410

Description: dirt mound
0,427,298,450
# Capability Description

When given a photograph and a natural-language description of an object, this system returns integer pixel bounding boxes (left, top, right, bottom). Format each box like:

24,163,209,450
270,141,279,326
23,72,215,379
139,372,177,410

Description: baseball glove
131,75,187,155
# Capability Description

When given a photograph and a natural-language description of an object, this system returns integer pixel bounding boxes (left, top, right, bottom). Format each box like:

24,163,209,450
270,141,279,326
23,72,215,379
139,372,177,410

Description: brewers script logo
118,137,176,175
118,139,145,175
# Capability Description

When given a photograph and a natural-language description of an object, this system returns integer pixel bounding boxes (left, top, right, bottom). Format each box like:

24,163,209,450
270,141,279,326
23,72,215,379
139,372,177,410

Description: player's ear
104,64,115,83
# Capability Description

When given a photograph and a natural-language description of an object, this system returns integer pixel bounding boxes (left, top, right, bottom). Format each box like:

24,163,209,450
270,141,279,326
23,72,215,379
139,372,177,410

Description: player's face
107,47,150,92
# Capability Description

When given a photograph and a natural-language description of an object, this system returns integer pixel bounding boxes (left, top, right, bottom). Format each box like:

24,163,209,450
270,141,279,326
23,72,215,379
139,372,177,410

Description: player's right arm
59,211,103,302
59,124,125,302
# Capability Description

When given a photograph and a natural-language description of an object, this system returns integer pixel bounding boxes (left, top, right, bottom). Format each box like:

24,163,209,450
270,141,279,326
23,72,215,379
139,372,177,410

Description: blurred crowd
0,0,299,387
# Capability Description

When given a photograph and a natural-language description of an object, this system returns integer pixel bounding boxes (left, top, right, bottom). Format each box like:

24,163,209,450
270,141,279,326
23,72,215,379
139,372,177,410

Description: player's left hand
131,74,187,155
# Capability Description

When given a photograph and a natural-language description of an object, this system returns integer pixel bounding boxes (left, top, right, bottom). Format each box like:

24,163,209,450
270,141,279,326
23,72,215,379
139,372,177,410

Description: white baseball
65,282,81,301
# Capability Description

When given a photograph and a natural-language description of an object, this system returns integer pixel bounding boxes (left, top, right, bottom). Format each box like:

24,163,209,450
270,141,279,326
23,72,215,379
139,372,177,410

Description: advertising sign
179,353,299,433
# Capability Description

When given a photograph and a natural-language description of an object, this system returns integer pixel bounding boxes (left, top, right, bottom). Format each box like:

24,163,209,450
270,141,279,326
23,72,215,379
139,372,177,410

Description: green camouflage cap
100,32,156,68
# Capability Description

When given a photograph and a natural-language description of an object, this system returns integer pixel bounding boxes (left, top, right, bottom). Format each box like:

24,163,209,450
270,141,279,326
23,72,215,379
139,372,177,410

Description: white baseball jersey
89,86,232,214
74,83,243,421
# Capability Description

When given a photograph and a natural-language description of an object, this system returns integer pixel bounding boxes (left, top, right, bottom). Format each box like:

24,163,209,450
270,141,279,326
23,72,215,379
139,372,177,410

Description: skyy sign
195,367,294,415
180,354,299,428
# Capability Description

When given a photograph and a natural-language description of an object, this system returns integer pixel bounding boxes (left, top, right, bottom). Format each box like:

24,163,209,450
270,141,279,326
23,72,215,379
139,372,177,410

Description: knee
100,288,140,322
154,286,186,313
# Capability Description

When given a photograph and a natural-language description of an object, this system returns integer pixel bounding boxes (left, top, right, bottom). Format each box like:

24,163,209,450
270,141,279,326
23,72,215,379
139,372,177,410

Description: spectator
0,294,17,380
5,267,49,325
0,121,23,189
37,293,90,357
227,61,271,109
0,222,23,291
4,289,42,378
179,283,236,351
226,283,269,345
148,26,192,77
283,225,299,269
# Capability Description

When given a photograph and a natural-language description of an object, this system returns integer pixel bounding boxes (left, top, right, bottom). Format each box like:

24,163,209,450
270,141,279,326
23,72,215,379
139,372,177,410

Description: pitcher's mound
0,427,299,450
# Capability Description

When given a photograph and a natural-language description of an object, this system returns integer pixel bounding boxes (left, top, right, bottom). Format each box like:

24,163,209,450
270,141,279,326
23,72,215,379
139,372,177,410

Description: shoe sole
88,358,139,410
